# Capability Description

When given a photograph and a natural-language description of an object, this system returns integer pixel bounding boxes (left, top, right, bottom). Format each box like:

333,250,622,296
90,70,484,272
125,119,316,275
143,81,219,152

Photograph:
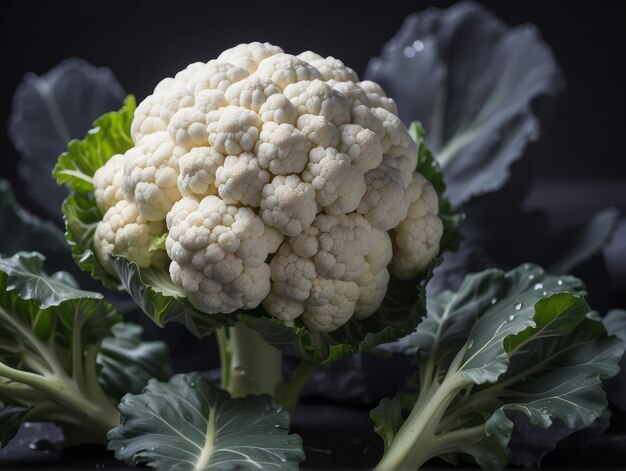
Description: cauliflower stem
216,322,316,413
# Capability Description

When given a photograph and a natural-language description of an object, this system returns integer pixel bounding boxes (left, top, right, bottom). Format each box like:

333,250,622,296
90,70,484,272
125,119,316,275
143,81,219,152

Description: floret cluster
92,42,443,332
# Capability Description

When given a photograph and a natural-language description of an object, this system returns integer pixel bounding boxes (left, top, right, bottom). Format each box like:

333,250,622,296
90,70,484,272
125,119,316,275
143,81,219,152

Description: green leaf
62,192,121,290
149,233,168,252
108,372,305,471
0,252,119,368
8,58,126,219
370,391,417,452
241,269,429,363
109,256,235,338
97,322,171,401
53,95,135,193
411,121,463,252
372,264,623,470
366,2,563,206
0,404,30,447
0,251,102,309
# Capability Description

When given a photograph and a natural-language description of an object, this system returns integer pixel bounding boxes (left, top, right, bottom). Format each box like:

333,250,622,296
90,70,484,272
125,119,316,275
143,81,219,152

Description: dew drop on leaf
557,280,563,286
508,315,515,321
528,274,535,280
514,302,522,310
534,283,544,290
490,298,497,305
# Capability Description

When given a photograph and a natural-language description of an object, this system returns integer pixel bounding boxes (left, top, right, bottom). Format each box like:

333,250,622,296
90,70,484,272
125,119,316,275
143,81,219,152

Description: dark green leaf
8,58,125,219
109,256,235,338
62,192,120,290
0,405,30,447
365,2,563,206
241,270,428,363
0,252,119,369
108,372,305,471
372,265,623,470
98,323,171,401
371,391,417,451
0,251,101,309
0,178,67,259
53,95,135,193
604,309,626,411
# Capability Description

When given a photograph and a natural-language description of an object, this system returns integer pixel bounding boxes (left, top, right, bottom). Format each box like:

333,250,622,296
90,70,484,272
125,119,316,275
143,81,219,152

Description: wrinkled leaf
372,265,622,469
110,256,235,338
8,58,125,219
62,192,120,290
97,323,171,402
53,95,135,193
108,372,305,471
0,251,102,308
365,2,563,206
0,252,120,369
0,405,30,447
604,309,626,411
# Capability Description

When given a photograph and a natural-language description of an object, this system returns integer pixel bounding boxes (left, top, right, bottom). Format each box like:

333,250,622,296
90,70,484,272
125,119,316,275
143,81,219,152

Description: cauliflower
94,200,168,275
97,42,443,331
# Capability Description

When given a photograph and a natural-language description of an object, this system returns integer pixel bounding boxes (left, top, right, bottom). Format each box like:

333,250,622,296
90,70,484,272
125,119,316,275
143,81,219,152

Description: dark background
1,0,625,199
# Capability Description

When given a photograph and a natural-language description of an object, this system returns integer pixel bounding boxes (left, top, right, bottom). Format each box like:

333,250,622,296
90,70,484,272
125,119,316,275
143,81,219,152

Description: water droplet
189,382,196,387
275,405,284,414
557,279,563,286
542,291,548,296
24,423,32,429
412,40,424,52
523,263,530,270
514,302,522,310
490,298,497,305
120,446,126,451
508,315,515,321
467,339,474,349
528,274,535,280
541,408,548,415
280,457,287,463
534,283,544,290
149,446,155,451
28,439,55,451
403,46,416,58
274,424,281,428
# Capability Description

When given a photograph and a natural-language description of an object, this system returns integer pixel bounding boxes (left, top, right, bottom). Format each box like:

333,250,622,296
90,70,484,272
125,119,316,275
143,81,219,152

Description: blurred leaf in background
8,58,125,221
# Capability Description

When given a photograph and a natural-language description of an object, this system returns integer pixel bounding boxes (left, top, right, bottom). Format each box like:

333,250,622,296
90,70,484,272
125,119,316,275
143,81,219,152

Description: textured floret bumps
92,42,443,332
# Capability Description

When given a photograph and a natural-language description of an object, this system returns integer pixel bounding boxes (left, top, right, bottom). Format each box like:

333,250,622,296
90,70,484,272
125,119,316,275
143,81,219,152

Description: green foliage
0,251,170,448
98,323,171,402
372,265,623,470
108,372,305,471
53,95,135,192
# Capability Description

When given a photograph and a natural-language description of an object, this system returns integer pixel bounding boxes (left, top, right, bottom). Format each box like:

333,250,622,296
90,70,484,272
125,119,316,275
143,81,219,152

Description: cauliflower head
93,42,443,332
